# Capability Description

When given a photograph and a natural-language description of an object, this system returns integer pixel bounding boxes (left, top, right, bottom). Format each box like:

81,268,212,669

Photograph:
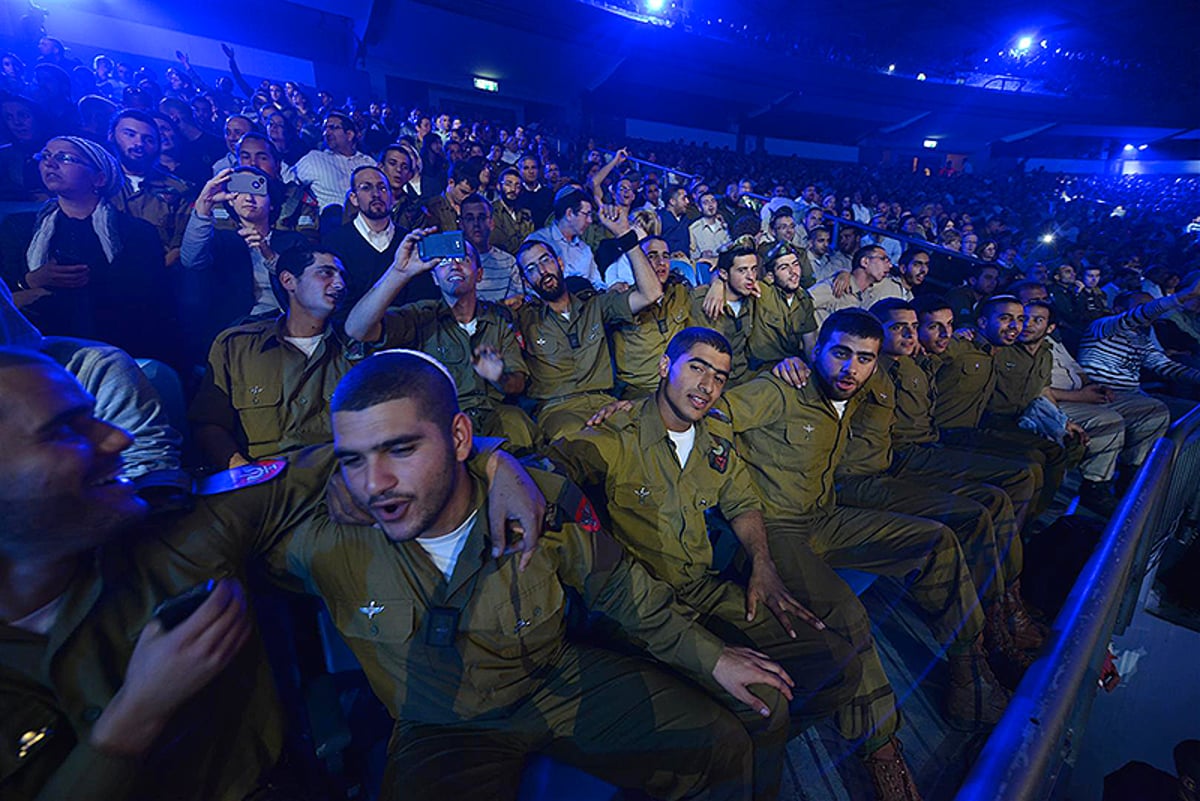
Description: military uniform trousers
676,568,864,786
940,426,1081,517
1058,391,1171,482
768,507,985,654
891,441,1040,550
676,569,900,756
836,474,1015,608
382,643,759,801
535,392,620,443
465,403,542,455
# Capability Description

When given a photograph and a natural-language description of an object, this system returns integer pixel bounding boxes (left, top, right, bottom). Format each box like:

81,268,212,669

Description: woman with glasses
0,136,179,366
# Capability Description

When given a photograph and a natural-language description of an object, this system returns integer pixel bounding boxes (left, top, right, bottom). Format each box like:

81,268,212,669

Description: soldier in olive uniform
491,168,536,256
108,109,195,266
610,237,693,399
344,230,539,453
746,241,818,371
514,206,663,441
723,310,1011,729
923,295,1079,517
833,299,1049,669
551,327,928,801
872,298,1047,652
190,247,355,470
690,241,759,385
306,350,798,801
891,297,1043,535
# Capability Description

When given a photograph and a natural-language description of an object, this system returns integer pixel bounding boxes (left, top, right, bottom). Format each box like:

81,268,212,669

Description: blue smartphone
418,231,466,261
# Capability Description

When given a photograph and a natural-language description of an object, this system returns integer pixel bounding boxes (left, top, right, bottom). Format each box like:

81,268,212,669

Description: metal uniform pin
514,618,531,634
359,600,385,619
535,337,547,347
635,486,651,504
249,385,263,404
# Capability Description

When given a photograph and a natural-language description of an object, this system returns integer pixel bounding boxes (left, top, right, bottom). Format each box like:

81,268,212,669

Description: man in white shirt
688,190,731,269
807,245,895,325
293,112,377,210
524,187,605,290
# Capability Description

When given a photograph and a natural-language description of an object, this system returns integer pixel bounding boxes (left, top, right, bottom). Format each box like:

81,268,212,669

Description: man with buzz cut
550,327,927,801
692,240,760,386
835,297,1047,675
301,349,799,801
515,203,662,440
722,309,1011,738
930,294,1081,518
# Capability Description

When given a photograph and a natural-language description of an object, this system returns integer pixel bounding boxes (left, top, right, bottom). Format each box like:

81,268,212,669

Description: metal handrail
1117,403,1200,632
956,439,1177,799
597,149,700,182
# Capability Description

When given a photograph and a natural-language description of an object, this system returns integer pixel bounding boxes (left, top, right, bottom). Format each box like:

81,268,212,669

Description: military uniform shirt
747,282,817,370
377,300,527,413
723,374,862,520
988,339,1053,421
549,397,761,588
838,368,896,476
0,447,337,801
112,167,194,253
889,355,940,446
930,337,997,430
611,282,692,396
274,470,726,725
189,316,361,459
689,286,753,385
516,291,632,401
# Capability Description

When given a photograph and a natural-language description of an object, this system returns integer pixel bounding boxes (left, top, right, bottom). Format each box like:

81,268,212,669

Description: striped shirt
1077,296,1200,390
293,149,377,210
477,247,522,303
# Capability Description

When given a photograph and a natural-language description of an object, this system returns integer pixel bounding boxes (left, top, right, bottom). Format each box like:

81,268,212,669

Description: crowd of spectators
2,20,1200,801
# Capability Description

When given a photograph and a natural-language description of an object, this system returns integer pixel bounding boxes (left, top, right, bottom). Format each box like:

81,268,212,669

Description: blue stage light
1017,35,1033,51
1138,144,1149,151
645,0,665,12
1123,143,1136,151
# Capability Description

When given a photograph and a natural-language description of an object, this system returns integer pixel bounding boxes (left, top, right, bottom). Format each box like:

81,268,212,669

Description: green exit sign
473,77,499,93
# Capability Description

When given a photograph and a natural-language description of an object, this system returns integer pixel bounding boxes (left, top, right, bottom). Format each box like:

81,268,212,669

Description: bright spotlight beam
1016,35,1033,51
645,0,665,11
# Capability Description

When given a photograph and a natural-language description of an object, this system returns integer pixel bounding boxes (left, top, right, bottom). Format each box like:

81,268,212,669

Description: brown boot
1006,580,1049,651
861,737,922,801
984,602,1034,689
946,639,1012,730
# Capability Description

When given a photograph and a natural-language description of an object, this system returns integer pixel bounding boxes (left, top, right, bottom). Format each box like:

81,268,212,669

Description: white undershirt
830,399,848,419
284,333,324,359
415,509,478,580
458,319,478,336
727,299,743,316
667,426,696,469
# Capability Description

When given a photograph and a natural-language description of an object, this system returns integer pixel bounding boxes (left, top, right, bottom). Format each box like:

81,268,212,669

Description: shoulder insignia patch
550,478,602,534
708,435,732,473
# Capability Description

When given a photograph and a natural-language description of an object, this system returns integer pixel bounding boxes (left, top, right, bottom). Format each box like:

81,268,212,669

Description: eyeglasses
35,151,94,168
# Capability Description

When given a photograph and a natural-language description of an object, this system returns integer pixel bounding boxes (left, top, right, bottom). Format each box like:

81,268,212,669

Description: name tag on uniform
567,332,581,349
425,606,460,648
656,318,669,334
